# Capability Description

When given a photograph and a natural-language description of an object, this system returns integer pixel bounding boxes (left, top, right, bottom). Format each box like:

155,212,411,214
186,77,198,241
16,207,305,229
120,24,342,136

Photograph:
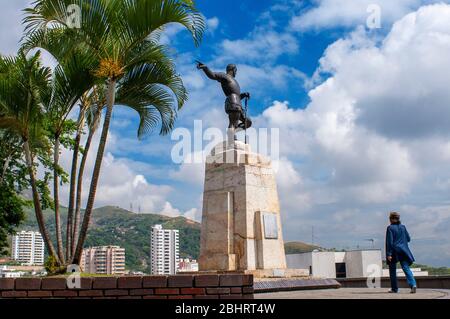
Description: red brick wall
0,274,254,299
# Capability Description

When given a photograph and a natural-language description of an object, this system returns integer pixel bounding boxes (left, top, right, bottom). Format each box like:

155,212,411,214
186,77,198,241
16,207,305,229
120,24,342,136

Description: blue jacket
385,223,415,265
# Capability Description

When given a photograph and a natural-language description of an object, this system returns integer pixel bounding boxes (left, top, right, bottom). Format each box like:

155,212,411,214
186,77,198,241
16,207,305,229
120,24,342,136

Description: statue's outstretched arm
203,67,228,82
197,62,226,82
202,67,219,80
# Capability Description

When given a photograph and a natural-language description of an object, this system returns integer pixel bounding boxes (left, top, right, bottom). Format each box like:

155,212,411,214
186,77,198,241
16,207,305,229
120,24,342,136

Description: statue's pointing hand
196,61,206,70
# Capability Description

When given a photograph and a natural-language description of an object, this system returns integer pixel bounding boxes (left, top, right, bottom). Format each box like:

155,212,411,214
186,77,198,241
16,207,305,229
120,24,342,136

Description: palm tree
41,49,97,263
71,86,104,257
23,0,205,264
0,51,60,263
19,27,100,264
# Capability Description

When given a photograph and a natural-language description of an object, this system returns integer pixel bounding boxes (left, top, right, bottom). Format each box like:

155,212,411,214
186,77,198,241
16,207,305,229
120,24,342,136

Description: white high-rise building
81,246,126,275
150,225,179,275
11,231,45,265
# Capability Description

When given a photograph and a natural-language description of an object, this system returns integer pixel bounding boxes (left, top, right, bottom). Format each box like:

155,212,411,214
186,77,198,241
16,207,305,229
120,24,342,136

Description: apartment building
81,246,126,275
11,231,45,265
150,225,179,275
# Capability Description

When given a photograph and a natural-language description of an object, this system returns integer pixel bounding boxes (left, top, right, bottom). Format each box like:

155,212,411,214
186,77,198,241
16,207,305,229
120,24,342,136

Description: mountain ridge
20,205,321,272
20,205,200,272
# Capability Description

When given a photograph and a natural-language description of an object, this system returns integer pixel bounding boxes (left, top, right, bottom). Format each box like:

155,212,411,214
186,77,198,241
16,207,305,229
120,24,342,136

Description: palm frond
0,51,51,141
117,83,176,138
47,49,98,131
112,0,205,52
121,48,188,109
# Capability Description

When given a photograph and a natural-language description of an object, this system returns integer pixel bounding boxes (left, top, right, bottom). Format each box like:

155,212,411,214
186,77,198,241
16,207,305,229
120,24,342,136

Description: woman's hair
389,211,401,223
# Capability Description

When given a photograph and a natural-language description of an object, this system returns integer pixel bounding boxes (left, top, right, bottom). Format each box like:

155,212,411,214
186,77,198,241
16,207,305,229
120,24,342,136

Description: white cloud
160,16,219,45
260,99,418,206
274,157,302,188
159,23,186,45
183,207,200,221
237,64,306,92
159,202,181,217
56,128,198,220
299,4,450,141
290,0,448,31
206,17,219,34
169,151,205,186
260,4,450,265
220,29,299,63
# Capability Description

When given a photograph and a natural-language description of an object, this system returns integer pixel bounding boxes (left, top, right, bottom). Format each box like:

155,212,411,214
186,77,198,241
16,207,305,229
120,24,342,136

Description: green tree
0,131,29,255
23,0,205,265
0,51,60,262
0,49,97,269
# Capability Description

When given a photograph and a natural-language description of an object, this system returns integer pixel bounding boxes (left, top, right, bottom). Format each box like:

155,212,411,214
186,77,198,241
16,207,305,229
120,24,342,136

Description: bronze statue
197,62,252,131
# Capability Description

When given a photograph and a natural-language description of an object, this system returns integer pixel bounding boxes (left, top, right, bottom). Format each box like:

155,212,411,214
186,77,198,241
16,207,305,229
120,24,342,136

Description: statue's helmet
226,64,237,76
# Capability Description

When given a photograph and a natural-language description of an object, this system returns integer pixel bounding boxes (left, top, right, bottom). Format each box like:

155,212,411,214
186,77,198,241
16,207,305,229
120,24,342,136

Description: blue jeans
389,260,417,292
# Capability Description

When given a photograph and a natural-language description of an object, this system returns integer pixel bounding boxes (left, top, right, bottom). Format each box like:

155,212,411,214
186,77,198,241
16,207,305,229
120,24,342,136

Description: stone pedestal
199,140,287,273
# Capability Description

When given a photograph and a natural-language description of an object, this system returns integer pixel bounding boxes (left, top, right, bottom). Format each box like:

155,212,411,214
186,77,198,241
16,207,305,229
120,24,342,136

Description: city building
286,249,383,279
11,231,45,265
0,266,25,278
286,250,430,279
178,258,199,272
150,224,179,275
81,246,126,275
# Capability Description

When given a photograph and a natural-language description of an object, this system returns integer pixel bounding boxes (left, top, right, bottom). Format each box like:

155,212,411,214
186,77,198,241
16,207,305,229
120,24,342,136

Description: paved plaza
255,288,450,299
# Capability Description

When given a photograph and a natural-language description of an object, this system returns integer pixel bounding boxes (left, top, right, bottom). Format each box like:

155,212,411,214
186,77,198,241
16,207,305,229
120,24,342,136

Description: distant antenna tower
130,202,133,212
138,205,141,214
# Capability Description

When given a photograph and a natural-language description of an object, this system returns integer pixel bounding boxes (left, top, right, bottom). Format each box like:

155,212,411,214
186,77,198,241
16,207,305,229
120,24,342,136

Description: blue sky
2,0,450,267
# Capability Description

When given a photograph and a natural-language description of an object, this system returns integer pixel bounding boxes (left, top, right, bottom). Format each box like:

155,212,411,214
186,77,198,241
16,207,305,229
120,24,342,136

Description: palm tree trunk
66,129,81,261
23,139,60,264
53,136,65,264
71,117,97,257
72,80,116,264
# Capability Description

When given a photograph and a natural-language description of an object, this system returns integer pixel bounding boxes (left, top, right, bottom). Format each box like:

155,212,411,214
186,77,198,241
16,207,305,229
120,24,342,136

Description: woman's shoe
388,289,398,293
410,287,417,294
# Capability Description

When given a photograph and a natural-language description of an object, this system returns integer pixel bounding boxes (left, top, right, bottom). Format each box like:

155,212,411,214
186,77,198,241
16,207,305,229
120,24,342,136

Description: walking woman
386,212,417,293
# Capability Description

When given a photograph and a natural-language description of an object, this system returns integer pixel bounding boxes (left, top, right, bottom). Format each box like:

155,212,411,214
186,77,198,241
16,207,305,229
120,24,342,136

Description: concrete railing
0,273,254,299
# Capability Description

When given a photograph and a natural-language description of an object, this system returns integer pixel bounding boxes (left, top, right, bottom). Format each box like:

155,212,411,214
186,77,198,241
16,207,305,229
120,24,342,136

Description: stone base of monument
245,268,310,279
199,140,286,273
199,139,312,280
196,139,339,291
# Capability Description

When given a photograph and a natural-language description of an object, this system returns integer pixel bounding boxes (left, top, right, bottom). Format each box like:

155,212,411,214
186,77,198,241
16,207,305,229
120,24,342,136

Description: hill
284,241,323,254
411,263,450,276
19,206,200,273
20,206,325,272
